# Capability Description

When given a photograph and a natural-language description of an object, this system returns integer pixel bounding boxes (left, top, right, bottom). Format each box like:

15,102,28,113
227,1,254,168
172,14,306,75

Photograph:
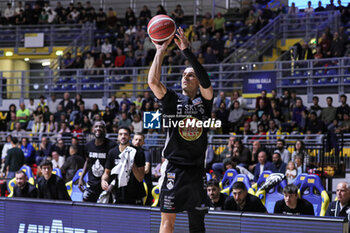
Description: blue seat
261,179,287,213
65,169,88,202
52,168,62,178
221,174,255,196
219,168,238,190
299,175,330,216
293,173,308,188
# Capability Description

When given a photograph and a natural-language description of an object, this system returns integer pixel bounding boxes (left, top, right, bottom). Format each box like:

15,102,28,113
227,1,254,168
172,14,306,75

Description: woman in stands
291,140,309,172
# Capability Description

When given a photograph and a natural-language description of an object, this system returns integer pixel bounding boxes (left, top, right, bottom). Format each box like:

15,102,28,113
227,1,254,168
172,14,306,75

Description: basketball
147,15,176,44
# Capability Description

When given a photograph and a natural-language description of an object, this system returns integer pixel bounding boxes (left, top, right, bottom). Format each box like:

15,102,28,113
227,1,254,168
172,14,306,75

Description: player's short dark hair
231,181,247,191
327,96,333,102
313,96,319,101
283,184,298,195
207,179,220,188
15,170,26,177
40,159,53,168
11,137,18,145
118,126,131,135
340,94,347,100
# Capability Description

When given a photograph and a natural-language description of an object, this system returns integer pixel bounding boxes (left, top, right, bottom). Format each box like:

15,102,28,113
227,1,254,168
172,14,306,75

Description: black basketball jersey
160,88,213,166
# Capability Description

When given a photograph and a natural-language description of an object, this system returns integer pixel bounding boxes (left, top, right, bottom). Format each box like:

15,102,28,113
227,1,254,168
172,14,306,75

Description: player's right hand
78,178,85,192
101,180,109,191
152,35,174,53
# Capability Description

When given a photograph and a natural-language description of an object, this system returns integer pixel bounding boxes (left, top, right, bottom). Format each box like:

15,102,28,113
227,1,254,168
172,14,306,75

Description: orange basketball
147,15,176,44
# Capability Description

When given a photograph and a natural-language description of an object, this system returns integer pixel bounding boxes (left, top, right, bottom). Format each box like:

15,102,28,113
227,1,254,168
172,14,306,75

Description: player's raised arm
148,37,174,100
174,27,213,101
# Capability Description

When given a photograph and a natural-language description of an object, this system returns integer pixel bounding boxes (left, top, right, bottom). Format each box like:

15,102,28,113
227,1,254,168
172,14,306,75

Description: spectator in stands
118,112,132,130
304,1,314,14
84,52,95,70
274,184,314,215
201,12,213,33
47,9,57,24
156,4,167,15
71,137,84,157
335,112,350,133
288,2,299,14
119,92,131,112
48,94,58,114
1,135,13,168
96,8,107,29
271,152,287,174
37,160,71,200
61,145,84,182
171,4,184,25
207,179,227,210
249,113,259,134
114,48,125,68
36,136,53,165
213,91,229,111
280,90,291,121
275,139,291,164
28,98,36,116
291,97,308,131
125,7,136,27
2,137,24,180
102,106,114,132
255,90,270,111
270,99,283,127
326,181,350,219
285,161,297,184
315,1,325,11
16,103,30,129
212,12,225,36
256,9,269,31
135,42,147,67
253,151,272,182
224,181,266,212
51,151,65,169
204,46,217,64
39,9,48,24
232,139,251,168
59,92,74,115
11,122,26,138
15,1,24,16
53,139,69,159
294,155,304,174
319,32,331,57
124,51,136,68
131,114,143,134
330,32,345,57
245,10,257,28
215,102,229,134
12,170,38,198
299,42,313,60
72,121,83,137
45,114,58,134
139,5,151,26
228,101,245,133
31,115,44,136
20,137,35,166
210,32,224,55
310,96,323,118
306,112,325,134
81,115,92,133
3,3,14,24
224,32,237,52
6,112,16,132
107,95,119,116
267,119,281,141
101,38,113,55
326,0,337,10
88,104,100,122
322,96,337,127
248,141,264,173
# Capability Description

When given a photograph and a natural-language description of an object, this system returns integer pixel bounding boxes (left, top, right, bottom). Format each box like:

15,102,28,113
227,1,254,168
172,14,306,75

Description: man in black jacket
326,181,350,221
12,170,37,198
207,179,226,210
61,145,85,182
37,160,71,200
224,181,266,212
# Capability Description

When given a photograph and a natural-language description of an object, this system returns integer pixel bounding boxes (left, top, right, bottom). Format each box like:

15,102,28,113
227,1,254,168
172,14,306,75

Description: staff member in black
12,170,37,198
148,27,214,233
78,121,117,202
326,181,350,221
101,127,145,204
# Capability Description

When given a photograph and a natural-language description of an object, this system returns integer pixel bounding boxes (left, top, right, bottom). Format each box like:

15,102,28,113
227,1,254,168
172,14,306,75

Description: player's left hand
174,27,189,51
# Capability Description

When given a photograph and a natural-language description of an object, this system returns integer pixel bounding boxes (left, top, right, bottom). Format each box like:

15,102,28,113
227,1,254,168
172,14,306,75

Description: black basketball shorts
159,159,208,213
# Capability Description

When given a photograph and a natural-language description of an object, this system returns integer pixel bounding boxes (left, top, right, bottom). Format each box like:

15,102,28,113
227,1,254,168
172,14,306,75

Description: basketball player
148,27,213,233
78,121,117,202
